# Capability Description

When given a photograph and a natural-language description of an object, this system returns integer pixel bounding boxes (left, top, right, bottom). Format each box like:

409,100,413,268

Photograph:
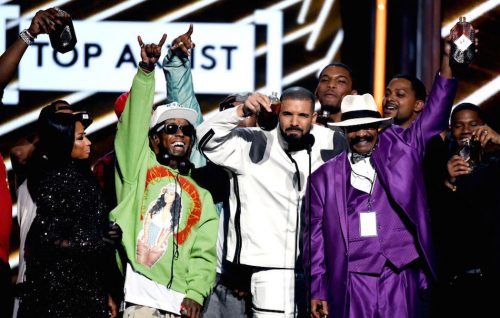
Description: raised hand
171,24,195,56
27,8,69,37
238,92,271,117
440,35,453,78
137,33,168,66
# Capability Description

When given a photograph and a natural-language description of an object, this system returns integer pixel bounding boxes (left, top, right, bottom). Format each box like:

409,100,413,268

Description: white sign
18,21,255,94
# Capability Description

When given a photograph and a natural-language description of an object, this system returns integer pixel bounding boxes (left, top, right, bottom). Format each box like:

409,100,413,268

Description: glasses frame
162,123,194,137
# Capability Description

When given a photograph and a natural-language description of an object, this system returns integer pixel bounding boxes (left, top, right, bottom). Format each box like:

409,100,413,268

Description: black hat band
341,110,381,121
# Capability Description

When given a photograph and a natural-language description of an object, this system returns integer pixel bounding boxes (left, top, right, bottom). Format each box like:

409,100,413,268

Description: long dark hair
38,112,78,163
148,188,182,231
27,112,86,199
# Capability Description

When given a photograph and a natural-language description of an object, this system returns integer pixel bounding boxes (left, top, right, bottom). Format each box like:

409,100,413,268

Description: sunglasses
162,123,194,137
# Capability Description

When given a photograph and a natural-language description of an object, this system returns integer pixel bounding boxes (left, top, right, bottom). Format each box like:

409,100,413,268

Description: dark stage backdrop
1,0,498,277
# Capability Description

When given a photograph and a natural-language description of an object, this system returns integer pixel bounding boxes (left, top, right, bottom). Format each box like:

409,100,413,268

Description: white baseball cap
150,102,198,130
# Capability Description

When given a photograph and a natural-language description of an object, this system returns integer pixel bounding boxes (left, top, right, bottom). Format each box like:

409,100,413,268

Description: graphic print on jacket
135,165,201,269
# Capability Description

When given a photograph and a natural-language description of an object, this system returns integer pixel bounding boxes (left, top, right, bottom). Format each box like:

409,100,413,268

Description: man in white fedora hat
304,40,459,318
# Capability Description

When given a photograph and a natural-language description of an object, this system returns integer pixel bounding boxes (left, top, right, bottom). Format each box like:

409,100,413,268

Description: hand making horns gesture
137,33,168,66
171,24,195,56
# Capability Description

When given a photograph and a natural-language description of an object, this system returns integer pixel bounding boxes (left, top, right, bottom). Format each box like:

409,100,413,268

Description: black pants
0,260,14,318
431,272,497,318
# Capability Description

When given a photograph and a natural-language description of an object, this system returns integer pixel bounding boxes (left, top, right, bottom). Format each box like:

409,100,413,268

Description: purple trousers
347,263,429,318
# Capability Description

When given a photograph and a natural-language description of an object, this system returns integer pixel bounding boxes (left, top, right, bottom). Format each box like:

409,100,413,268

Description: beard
281,126,309,151
282,127,303,143
285,135,302,149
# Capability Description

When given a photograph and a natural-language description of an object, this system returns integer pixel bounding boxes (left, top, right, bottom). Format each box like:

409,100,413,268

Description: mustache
285,126,303,133
350,135,374,145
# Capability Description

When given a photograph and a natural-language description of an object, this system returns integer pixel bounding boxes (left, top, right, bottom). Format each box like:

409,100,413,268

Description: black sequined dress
18,161,112,318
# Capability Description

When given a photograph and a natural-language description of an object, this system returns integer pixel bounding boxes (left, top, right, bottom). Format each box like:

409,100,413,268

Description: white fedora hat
150,102,198,130
328,94,392,129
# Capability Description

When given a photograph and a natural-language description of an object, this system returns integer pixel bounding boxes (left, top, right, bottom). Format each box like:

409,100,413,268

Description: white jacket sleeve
196,107,258,174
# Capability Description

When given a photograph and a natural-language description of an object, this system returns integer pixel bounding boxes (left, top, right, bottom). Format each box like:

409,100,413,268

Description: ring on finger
178,41,184,46
140,43,145,48
54,7,66,17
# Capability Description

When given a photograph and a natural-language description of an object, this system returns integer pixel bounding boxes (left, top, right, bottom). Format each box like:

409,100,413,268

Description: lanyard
351,167,377,210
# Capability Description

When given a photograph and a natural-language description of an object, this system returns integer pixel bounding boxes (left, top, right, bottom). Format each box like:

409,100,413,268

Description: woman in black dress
18,111,120,317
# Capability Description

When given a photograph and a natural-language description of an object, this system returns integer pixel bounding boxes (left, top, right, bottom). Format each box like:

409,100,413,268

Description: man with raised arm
111,33,218,318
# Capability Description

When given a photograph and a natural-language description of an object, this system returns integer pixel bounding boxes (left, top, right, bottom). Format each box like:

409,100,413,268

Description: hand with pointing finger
171,24,195,57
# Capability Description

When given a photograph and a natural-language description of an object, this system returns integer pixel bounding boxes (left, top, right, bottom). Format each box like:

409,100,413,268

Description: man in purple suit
304,44,458,318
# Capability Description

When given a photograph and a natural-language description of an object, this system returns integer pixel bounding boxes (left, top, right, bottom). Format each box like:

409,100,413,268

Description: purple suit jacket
304,74,457,317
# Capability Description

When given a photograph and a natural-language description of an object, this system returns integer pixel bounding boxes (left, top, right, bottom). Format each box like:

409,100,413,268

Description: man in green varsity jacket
110,33,218,318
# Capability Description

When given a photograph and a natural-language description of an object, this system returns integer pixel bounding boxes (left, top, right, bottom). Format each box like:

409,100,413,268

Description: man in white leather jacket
197,87,345,317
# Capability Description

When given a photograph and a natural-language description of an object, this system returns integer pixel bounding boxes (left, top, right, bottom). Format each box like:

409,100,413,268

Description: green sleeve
184,189,219,305
114,68,155,202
